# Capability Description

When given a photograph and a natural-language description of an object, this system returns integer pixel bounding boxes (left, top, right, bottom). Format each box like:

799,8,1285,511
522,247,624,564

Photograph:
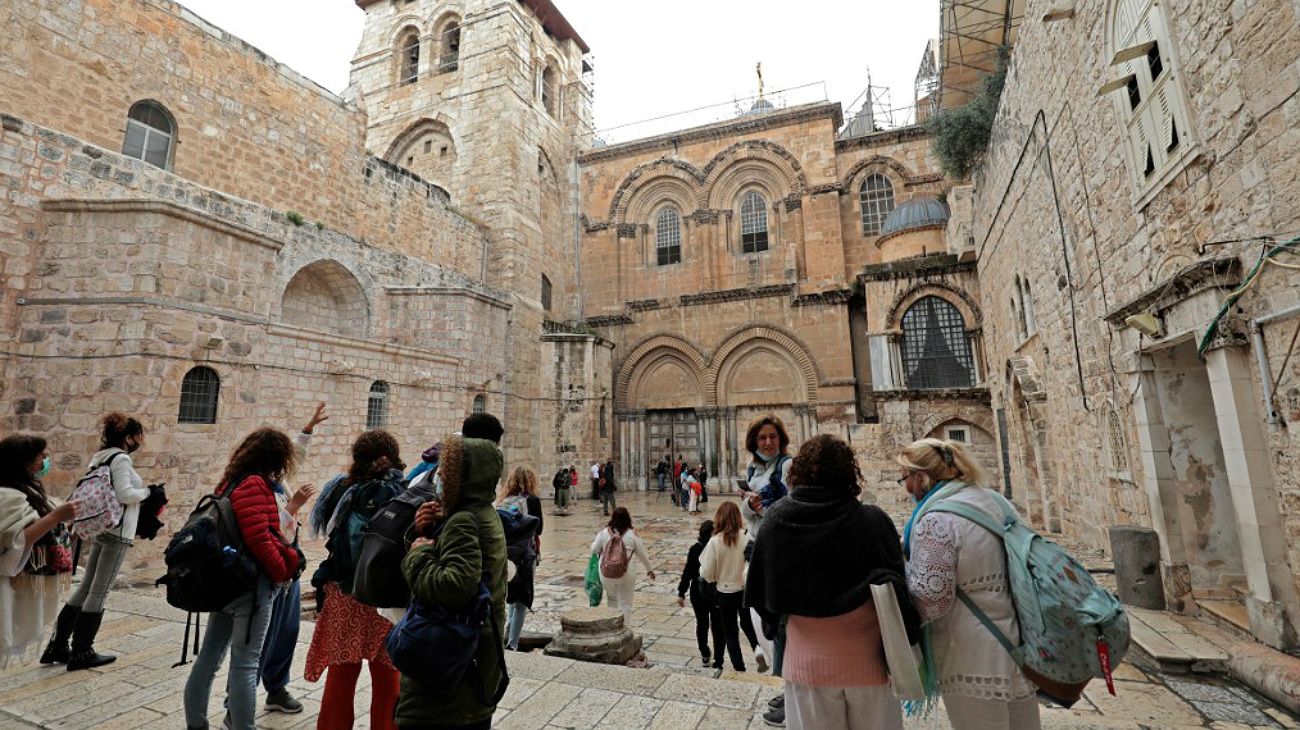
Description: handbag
584,553,603,606
871,582,925,701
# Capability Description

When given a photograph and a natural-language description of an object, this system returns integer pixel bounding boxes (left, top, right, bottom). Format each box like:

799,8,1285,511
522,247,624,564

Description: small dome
744,97,776,116
880,196,950,237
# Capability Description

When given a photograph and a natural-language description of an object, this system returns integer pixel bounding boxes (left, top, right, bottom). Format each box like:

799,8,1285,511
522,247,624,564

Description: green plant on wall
927,48,1008,180
285,211,306,226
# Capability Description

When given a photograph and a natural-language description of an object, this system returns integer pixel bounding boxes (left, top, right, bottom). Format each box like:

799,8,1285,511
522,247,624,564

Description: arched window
122,100,175,170
541,274,553,312
655,207,682,265
859,173,895,236
541,64,557,116
438,19,460,73
178,366,219,424
397,28,420,86
739,191,769,253
367,381,389,429
472,394,486,414
599,404,608,438
900,296,976,389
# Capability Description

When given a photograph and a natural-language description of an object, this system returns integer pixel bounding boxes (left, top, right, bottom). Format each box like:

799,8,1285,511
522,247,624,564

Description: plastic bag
584,553,603,607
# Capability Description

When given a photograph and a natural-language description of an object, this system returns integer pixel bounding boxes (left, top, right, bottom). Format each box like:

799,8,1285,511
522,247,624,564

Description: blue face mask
36,456,51,479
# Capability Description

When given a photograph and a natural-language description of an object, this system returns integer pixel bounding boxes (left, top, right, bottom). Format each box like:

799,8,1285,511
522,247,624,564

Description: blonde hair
498,465,538,502
896,438,986,487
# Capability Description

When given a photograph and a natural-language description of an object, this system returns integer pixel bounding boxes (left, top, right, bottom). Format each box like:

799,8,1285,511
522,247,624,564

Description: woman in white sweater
42,413,150,671
700,501,755,671
590,507,655,613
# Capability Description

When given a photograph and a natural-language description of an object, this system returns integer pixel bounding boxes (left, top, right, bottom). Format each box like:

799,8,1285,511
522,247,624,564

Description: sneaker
755,654,769,673
762,706,785,727
767,694,784,709
265,689,304,714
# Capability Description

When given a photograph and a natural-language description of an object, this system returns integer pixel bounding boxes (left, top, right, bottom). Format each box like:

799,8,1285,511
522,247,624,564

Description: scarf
901,479,968,716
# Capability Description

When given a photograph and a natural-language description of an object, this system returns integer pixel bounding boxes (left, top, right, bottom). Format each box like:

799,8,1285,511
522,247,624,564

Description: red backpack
599,529,630,579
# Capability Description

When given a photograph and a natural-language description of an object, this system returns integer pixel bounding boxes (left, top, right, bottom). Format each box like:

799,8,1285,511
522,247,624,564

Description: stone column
794,403,817,445
698,406,719,480
720,406,738,483
1204,344,1300,649
627,409,647,491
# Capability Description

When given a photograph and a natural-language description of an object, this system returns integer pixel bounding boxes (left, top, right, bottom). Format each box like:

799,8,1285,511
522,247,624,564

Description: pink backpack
69,453,124,540
599,528,630,579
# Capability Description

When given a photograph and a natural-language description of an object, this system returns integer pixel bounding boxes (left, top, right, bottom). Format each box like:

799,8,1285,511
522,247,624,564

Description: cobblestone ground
0,491,1296,729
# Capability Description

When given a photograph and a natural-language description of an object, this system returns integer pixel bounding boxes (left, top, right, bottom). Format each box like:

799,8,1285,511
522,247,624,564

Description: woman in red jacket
183,428,303,730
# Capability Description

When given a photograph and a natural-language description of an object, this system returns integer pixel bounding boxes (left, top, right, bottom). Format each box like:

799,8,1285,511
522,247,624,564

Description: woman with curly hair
0,435,79,668
183,428,303,730
746,434,920,730
45,412,151,671
307,430,406,730
496,466,543,650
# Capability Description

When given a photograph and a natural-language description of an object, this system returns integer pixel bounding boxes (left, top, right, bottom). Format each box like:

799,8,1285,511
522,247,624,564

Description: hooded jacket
397,437,508,726
745,483,921,643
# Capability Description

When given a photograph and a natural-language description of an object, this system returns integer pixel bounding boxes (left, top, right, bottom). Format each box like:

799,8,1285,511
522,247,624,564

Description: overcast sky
177,0,938,142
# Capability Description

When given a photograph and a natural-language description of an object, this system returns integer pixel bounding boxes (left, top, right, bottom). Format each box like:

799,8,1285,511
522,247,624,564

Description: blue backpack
930,491,1130,705
318,471,406,596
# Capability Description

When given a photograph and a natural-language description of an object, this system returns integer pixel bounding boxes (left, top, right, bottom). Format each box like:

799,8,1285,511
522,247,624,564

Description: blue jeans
259,578,300,694
506,602,527,650
183,578,281,730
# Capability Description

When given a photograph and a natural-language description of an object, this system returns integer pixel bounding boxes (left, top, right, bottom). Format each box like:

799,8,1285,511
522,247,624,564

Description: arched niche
280,259,370,337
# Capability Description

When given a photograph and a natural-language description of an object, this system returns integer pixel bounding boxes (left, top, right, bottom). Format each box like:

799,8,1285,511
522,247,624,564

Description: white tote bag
871,582,925,701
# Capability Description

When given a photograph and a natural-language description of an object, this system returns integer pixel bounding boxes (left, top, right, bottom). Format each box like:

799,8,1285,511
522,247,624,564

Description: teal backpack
930,491,1130,705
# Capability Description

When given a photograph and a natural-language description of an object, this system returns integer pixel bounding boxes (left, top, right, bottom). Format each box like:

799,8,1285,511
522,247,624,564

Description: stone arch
431,10,462,72
615,333,709,409
715,341,806,407
840,155,916,191
609,158,705,224
384,117,457,189
624,175,698,227
885,281,983,329
703,141,806,209
280,259,370,337
705,325,820,406
919,413,996,441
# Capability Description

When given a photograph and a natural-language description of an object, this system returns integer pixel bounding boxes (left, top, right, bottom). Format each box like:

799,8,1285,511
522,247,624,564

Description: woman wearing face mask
738,414,790,680
900,438,1039,730
1,435,79,667
307,430,406,730
43,412,150,671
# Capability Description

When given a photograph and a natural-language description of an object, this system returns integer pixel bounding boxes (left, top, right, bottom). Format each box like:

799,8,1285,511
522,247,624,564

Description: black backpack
352,480,434,608
156,479,260,613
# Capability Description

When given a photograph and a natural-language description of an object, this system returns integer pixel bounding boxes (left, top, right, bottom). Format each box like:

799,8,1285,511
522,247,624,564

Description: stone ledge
1104,257,1242,325
41,198,283,251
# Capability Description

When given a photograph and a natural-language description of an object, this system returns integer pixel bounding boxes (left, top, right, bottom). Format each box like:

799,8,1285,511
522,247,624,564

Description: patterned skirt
305,581,396,681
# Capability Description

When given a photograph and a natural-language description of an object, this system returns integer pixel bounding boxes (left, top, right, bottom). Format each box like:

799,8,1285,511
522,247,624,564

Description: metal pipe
1249,302,1300,430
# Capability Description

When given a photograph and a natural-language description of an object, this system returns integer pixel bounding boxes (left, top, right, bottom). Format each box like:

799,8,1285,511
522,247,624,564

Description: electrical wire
1196,235,1300,358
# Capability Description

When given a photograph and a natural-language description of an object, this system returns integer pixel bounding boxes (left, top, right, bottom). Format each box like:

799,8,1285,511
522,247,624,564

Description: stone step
1127,607,1229,675
1200,599,1252,636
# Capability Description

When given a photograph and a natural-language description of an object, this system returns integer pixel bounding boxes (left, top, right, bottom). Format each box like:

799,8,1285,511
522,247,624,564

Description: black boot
66,611,115,671
39,604,80,664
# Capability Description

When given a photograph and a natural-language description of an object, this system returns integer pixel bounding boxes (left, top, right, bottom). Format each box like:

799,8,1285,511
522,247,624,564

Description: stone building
955,0,1300,648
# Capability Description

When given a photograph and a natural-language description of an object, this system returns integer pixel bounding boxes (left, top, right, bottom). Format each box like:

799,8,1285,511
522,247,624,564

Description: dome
879,196,950,238
743,97,776,116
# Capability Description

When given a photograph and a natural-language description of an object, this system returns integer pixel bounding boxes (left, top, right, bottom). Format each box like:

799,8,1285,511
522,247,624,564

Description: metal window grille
655,208,681,265
122,101,174,170
740,191,768,253
438,22,460,73
859,173,895,236
400,33,419,85
367,381,389,429
901,296,976,390
1107,409,1129,471
472,394,486,414
178,366,219,424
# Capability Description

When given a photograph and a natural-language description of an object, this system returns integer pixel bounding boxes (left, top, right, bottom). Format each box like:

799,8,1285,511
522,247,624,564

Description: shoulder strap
954,587,1020,661
927,499,1008,540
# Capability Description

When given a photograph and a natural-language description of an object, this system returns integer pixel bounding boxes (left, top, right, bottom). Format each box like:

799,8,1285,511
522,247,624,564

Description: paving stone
553,660,668,696
653,672,758,709
547,686,621,728
648,699,707,729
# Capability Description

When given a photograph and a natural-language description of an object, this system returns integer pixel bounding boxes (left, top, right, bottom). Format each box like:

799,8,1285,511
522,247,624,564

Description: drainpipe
1250,302,1300,431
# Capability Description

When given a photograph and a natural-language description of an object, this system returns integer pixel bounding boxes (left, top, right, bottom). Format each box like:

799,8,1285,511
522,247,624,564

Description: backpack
497,497,540,568
599,528,630,579
385,512,510,706
748,455,790,508
155,478,261,613
352,479,435,608
318,472,406,596
930,492,1130,706
69,452,126,540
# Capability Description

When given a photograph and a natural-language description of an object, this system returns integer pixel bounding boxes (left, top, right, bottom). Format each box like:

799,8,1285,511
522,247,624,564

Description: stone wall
968,0,1300,642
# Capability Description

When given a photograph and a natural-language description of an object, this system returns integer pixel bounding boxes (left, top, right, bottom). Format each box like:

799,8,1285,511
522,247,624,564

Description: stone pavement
1,491,1296,729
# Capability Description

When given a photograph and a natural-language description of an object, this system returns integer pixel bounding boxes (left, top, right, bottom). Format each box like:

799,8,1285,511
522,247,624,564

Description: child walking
677,520,723,667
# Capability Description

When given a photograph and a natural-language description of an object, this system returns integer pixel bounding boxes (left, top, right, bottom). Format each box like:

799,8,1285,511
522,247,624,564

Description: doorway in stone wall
1146,340,1247,603
646,409,700,483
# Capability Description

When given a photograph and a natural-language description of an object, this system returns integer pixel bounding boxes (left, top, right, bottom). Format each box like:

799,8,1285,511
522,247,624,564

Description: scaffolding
938,0,1023,110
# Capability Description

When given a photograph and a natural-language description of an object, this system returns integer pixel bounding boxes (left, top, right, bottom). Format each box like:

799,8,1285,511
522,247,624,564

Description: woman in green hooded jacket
397,435,508,730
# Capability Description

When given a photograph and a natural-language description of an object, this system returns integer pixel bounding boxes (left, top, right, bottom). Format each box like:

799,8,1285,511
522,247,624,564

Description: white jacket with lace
906,485,1036,701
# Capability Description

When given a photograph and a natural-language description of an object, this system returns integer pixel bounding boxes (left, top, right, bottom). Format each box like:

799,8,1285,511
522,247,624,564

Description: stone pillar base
1246,596,1298,651
544,607,643,665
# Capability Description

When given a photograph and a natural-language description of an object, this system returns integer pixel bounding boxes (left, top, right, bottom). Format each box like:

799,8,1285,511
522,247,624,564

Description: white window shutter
868,335,895,391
